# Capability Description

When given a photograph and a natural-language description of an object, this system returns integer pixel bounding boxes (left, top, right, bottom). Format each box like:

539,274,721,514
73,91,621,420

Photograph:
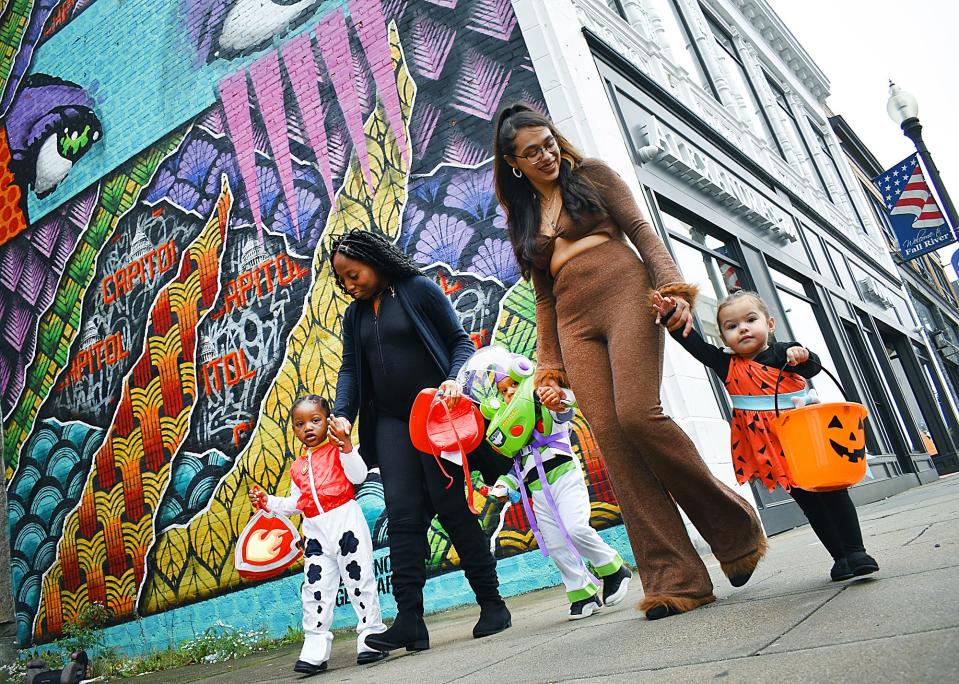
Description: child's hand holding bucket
785,345,811,366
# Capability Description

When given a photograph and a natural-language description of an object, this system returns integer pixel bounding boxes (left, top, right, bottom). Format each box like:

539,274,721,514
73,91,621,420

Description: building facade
0,0,951,656
513,0,948,534
830,113,959,475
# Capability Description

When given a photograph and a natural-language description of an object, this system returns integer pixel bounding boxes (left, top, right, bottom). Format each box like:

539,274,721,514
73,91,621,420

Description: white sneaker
568,594,602,620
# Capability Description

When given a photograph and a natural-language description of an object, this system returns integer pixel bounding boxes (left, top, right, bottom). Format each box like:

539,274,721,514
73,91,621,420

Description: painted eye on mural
196,0,325,61
32,107,102,197
4,73,102,204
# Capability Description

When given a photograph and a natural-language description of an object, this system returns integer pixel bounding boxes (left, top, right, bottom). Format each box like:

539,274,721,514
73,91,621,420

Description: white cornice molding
730,0,830,101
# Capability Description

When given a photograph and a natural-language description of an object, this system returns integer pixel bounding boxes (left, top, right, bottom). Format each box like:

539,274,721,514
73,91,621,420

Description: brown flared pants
553,240,764,604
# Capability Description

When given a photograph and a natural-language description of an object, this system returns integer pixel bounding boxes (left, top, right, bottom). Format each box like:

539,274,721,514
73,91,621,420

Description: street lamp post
886,82,959,233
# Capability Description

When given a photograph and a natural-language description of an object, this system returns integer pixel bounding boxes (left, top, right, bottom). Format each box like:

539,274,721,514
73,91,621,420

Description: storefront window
771,276,846,405
801,229,836,283
661,210,741,345
922,359,959,449
823,240,856,293
880,334,928,453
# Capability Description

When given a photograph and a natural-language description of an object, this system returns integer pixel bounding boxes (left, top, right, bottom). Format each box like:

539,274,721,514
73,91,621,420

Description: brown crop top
530,158,687,373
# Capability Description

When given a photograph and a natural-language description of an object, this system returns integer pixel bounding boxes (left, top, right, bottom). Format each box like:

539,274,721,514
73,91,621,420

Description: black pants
375,415,502,616
790,487,866,560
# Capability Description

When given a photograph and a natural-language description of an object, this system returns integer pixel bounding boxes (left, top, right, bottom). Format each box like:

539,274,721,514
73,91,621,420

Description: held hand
329,416,352,437
786,346,810,366
536,375,562,397
328,417,348,442
330,431,353,453
651,292,675,323
436,379,462,407
536,385,565,412
248,485,267,511
653,293,693,337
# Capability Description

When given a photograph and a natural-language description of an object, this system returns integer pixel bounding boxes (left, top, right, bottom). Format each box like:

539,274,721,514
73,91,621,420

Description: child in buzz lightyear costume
476,350,632,620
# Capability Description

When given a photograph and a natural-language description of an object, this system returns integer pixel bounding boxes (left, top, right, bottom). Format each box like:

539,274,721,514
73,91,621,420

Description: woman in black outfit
328,229,511,652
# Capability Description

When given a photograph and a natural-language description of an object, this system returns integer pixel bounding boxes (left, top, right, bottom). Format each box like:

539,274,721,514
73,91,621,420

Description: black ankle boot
473,600,511,638
847,550,879,576
830,557,854,581
365,612,429,652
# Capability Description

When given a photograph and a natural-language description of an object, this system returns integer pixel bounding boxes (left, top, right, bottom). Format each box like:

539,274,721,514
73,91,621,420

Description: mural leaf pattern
141,23,413,615
33,176,232,638
3,131,186,476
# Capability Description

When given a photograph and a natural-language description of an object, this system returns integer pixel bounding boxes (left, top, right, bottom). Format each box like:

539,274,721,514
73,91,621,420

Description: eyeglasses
507,137,558,164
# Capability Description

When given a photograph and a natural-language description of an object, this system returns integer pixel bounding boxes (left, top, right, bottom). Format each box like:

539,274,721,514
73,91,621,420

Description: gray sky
766,0,959,276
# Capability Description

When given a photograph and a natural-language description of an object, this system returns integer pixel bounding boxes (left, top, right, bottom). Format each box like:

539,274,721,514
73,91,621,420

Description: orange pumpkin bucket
771,364,868,492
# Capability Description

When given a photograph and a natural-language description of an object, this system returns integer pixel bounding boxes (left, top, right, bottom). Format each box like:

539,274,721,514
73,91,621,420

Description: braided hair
290,394,331,418
328,229,421,295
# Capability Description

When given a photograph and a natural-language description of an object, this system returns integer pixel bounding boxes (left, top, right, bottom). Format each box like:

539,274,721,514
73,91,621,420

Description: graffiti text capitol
55,332,131,390
102,240,178,305
211,254,310,320
201,347,256,396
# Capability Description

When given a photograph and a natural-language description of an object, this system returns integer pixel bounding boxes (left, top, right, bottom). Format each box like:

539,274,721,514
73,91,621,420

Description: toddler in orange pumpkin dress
653,290,878,582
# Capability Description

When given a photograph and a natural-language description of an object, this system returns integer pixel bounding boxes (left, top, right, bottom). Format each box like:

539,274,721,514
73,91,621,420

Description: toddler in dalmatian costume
250,394,386,675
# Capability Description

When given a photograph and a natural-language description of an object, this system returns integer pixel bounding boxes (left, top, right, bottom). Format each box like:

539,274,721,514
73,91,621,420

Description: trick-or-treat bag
234,509,303,580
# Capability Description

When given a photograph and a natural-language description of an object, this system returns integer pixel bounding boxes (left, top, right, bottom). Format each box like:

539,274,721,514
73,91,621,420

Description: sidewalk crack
903,523,933,545
752,587,845,655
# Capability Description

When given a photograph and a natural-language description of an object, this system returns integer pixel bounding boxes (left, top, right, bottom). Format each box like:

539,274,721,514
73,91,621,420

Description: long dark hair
492,103,605,279
328,229,421,294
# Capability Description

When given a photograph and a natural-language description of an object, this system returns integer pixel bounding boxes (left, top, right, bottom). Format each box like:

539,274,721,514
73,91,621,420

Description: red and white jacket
267,442,368,519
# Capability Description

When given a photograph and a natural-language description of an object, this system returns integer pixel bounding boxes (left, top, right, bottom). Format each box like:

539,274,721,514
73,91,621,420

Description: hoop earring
512,167,522,178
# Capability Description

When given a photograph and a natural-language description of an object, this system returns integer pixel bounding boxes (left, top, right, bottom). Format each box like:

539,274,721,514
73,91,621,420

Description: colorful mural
2,0,623,650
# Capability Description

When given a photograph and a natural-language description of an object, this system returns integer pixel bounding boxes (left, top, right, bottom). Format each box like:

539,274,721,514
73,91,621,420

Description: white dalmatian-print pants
299,498,385,666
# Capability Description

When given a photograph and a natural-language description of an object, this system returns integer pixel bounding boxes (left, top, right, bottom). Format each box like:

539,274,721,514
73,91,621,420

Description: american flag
880,156,946,230
873,153,955,260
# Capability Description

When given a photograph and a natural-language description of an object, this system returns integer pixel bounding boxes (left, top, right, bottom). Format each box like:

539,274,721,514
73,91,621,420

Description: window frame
765,76,833,199
701,9,784,156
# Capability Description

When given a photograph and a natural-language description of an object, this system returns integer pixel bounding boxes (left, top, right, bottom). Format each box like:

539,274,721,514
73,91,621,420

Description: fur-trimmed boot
639,594,715,621
720,535,769,587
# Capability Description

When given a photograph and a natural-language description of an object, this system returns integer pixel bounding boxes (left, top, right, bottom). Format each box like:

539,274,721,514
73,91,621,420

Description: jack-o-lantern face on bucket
827,414,866,463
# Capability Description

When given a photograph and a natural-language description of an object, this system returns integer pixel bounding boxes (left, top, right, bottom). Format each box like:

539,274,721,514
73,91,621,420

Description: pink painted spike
219,71,263,239
281,33,336,204
349,0,409,165
249,50,300,240
316,8,375,195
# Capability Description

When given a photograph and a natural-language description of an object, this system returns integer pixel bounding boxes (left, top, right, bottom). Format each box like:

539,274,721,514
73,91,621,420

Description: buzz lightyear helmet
456,345,553,459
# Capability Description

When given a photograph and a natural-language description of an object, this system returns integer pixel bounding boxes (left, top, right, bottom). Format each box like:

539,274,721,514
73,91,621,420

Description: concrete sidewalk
130,475,959,683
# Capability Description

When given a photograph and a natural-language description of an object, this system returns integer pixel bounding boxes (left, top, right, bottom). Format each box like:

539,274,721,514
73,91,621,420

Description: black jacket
333,275,509,481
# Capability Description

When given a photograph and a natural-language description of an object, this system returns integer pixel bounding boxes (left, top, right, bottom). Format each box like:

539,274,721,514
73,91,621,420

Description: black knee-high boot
366,526,430,652
436,510,511,638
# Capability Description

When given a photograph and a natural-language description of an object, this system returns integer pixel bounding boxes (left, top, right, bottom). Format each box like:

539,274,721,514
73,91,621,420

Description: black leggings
789,487,866,560
375,415,501,616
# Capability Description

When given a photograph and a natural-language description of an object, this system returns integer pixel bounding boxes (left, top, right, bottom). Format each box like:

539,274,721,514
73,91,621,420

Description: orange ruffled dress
725,356,807,492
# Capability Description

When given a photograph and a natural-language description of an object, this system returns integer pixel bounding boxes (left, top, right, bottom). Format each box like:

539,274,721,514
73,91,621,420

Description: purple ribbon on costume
530,430,572,453
513,437,599,587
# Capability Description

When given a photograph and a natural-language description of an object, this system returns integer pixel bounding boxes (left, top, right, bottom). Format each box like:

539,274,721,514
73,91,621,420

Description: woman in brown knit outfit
492,104,768,620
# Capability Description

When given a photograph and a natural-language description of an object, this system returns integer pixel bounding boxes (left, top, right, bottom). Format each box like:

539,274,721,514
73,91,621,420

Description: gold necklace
541,186,562,235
